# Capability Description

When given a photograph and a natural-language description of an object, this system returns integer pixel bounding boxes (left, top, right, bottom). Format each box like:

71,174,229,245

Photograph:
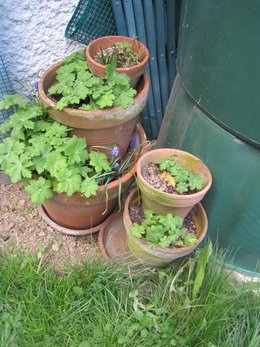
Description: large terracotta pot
86,35,149,87
38,61,149,157
42,124,147,230
137,149,212,219
123,189,208,267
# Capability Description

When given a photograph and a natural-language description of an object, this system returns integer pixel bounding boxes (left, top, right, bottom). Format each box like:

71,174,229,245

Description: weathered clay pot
86,35,149,87
137,149,212,219
38,61,149,157
42,124,147,230
123,189,208,267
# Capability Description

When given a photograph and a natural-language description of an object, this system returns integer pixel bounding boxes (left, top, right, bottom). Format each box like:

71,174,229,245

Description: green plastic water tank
157,0,260,275
177,0,260,147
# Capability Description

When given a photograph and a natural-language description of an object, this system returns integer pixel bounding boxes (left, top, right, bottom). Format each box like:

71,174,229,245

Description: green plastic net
65,0,117,45
0,56,13,142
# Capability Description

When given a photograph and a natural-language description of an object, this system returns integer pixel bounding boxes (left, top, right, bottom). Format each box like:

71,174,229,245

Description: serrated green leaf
0,138,25,169
131,223,145,239
113,87,136,108
188,174,204,191
33,144,52,174
45,122,69,138
55,168,82,196
25,177,53,204
80,177,99,198
45,152,68,178
79,104,93,111
95,90,116,109
89,151,111,173
56,96,71,110
4,153,32,183
64,136,88,165
0,94,29,109
183,233,198,246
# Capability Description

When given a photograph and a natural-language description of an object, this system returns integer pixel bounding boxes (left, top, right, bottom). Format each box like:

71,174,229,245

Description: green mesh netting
0,56,13,142
65,0,117,45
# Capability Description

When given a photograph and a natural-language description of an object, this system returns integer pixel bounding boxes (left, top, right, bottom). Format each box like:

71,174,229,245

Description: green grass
0,245,259,347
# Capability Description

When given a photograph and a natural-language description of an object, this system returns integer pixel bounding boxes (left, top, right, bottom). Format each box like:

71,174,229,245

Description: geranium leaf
25,177,53,204
0,94,28,109
89,151,111,173
81,177,99,198
4,153,32,183
55,168,82,196
64,136,88,165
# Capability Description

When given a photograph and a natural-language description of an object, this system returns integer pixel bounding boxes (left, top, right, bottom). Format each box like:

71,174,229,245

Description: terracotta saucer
39,205,106,236
99,212,134,262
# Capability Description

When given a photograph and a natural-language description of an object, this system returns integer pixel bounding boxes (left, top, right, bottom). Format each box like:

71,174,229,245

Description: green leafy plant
131,209,197,248
96,40,143,68
155,156,204,194
48,50,137,110
0,92,139,205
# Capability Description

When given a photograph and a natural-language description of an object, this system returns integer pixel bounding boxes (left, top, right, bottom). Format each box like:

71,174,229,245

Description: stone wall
0,0,84,84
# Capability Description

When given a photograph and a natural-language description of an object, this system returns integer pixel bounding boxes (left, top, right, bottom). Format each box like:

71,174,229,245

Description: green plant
131,209,197,248
48,50,137,110
1,247,259,347
0,93,138,205
96,41,142,68
155,156,204,194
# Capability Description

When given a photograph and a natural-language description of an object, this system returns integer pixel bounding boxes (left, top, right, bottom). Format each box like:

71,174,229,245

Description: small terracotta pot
136,149,212,219
123,189,208,267
86,36,149,87
42,124,147,230
38,61,149,157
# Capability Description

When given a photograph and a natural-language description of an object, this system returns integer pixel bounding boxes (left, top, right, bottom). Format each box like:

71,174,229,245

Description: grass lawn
0,243,259,347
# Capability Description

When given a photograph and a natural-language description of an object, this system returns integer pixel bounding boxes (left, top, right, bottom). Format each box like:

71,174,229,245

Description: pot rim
38,60,149,118
124,188,208,255
86,35,150,73
137,148,212,201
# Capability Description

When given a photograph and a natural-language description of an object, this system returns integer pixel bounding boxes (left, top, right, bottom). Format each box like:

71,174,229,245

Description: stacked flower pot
37,36,150,234
0,35,212,267
100,148,212,267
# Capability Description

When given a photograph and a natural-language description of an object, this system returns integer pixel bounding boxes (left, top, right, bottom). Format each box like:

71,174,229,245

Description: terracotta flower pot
123,189,208,267
137,149,212,219
42,124,147,230
86,35,149,87
38,61,149,157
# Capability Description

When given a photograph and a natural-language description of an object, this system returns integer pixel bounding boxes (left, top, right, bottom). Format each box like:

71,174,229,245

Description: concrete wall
0,0,84,84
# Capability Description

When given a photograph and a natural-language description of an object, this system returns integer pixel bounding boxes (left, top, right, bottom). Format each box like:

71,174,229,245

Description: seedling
131,209,197,248
154,156,204,194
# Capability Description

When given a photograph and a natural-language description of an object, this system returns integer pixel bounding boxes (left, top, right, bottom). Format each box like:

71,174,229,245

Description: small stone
19,199,26,206
52,244,60,252
39,231,46,237
0,234,10,241
47,226,53,233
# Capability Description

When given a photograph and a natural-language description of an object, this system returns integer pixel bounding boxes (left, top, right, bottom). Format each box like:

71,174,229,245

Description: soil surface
141,162,197,195
0,184,100,270
141,162,179,194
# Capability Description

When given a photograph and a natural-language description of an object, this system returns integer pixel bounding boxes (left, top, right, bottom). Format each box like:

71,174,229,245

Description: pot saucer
99,212,134,262
39,205,106,236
